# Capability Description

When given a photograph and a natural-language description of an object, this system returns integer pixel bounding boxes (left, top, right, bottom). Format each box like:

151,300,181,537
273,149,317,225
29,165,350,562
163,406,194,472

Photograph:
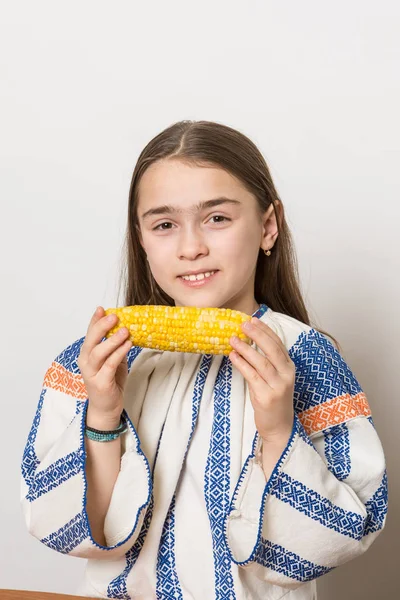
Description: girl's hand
77,306,133,428
229,317,295,444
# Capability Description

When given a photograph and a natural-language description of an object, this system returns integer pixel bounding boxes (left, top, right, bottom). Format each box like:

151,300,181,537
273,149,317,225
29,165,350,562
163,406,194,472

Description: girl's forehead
137,159,250,209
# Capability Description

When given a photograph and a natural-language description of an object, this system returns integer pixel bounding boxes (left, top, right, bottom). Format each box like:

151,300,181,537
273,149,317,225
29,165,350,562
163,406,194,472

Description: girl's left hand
229,317,295,444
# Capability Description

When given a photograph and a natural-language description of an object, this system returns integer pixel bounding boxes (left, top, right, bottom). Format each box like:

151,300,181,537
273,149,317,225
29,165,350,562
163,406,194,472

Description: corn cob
104,305,252,355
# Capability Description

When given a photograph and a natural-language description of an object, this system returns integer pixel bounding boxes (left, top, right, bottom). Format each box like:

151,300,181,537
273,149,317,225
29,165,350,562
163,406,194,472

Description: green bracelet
85,416,128,442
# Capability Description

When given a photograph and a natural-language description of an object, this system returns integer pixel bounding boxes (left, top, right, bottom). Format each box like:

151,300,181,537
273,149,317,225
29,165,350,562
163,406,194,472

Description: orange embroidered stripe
43,362,88,400
298,392,371,436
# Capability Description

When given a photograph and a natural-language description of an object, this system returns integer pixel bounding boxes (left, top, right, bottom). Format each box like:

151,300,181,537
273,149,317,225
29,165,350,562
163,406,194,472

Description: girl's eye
153,222,173,231
210,215,230,224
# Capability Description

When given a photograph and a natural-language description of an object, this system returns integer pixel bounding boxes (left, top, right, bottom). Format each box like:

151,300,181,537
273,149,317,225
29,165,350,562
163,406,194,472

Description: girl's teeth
182,270,215,281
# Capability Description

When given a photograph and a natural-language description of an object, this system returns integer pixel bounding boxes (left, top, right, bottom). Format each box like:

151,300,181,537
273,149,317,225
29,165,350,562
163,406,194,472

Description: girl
21,121,387,600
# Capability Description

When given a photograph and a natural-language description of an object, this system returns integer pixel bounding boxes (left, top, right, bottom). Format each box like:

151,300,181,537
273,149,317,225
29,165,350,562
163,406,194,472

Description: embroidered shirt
21,304,387,599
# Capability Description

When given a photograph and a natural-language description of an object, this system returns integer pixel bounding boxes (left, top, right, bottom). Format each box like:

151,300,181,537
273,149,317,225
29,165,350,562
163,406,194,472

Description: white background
0,1,398,598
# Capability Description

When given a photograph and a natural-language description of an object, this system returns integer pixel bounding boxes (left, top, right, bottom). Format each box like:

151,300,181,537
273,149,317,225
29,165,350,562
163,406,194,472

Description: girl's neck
174,298,260,316
225,298,260,316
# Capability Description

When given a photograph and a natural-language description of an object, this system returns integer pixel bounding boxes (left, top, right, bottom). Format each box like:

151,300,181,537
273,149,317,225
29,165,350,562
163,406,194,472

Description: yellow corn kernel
104,305,252,355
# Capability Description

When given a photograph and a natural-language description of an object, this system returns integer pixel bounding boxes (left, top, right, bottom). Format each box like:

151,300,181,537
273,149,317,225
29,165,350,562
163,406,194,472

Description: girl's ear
261,200,282,249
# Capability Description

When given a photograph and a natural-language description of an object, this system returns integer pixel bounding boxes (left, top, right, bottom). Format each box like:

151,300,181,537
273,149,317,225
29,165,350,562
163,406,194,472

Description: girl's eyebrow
141,197,242,221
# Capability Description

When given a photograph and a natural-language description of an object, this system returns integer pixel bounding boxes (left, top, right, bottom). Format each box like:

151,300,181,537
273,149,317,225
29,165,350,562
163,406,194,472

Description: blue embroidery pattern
156,354,213,598
21,388,46,486
253,303,269,320
290,329,362,413
26,447,85,502
364,471,388,536
324,423,351,481
75,401,85,415
127,345,143,371
41,511,87,554
107,497,154,599
204,356,236,600
271,472,365,540
54,337,85,374
255,538,332,581
156,495,182,600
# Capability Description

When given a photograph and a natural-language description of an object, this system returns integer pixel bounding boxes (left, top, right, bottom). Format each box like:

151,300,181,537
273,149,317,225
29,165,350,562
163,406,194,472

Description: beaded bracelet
85,416,128,442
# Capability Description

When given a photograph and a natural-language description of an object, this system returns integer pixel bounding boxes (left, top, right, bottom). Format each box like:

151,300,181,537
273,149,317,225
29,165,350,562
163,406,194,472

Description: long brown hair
116,120,340,350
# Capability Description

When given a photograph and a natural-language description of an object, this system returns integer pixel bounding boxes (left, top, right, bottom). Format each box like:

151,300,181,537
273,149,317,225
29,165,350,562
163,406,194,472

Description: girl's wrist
86,406,123,431
260,424,293,447
260,431,291,480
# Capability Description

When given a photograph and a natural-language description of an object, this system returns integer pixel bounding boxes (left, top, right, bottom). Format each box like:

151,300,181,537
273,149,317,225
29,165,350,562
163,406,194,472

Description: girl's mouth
178,270,219,287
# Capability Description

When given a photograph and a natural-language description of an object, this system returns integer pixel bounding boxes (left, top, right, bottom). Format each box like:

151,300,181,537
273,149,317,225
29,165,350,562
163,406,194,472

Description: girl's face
137,159,276,315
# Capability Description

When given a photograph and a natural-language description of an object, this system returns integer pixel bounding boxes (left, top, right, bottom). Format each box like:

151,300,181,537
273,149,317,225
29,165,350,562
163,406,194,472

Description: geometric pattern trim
189,354,213,454
43,362,88,400
156,354,213,599
156,495,183,600
271,472,365,540
298,392,371,436
204,356,236,600
21,388,46,486
126,345,144,371
41,511,87,555
253,303,269,320
364,471,388,536
26,448,85,502
255,537,333,582
54,337,85,374
290,329,362,413
323,423,351,481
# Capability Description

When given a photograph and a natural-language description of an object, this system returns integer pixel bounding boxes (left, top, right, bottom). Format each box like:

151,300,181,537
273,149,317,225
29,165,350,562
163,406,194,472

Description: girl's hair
117,120,340,350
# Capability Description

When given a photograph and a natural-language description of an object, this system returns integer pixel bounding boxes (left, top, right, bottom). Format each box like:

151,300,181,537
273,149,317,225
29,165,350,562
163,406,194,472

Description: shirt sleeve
224,327,387,589
20,336,152,559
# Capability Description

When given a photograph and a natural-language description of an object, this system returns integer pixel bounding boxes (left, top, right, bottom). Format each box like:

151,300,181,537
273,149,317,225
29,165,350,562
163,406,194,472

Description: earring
264,249,271,256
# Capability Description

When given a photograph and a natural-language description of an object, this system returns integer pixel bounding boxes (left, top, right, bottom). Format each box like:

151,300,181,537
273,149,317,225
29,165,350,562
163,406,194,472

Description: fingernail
243,321,251,330
107,314,115,322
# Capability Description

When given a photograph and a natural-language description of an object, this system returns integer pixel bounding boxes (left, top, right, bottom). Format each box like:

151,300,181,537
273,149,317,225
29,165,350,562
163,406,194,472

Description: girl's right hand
77,306,133,427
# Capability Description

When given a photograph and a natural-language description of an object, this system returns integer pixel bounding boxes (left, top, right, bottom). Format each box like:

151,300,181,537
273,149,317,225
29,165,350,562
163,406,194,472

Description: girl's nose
177,231,209,260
